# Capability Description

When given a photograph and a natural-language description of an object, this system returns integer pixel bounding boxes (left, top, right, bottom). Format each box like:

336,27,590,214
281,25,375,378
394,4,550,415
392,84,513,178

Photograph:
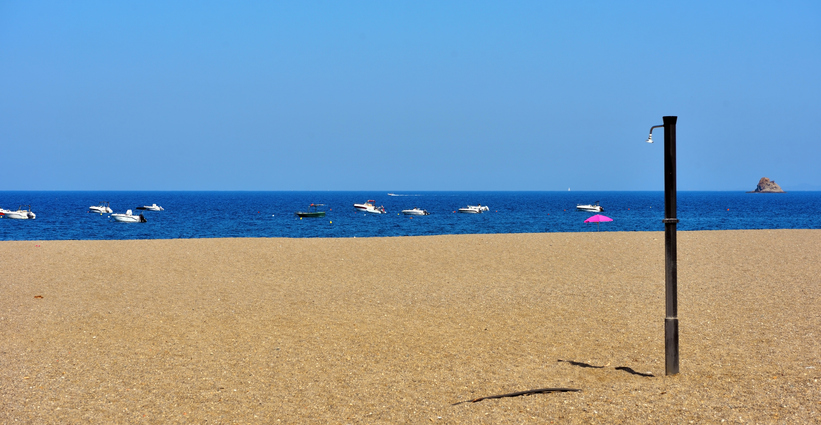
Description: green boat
295,204,326,218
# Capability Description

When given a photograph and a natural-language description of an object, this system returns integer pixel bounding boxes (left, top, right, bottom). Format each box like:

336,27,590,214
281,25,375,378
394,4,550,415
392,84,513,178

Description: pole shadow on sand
558,359,655,377
451,359,656,405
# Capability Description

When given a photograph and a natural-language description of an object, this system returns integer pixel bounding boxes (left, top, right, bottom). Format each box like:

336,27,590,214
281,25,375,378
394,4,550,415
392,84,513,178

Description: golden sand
1,230,819,423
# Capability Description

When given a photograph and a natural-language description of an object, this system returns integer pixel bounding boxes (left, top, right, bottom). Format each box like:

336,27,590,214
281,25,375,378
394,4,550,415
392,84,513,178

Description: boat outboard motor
139,214,147,223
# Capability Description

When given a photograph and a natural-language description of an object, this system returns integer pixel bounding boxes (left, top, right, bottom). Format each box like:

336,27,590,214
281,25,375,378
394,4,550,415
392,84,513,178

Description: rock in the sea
747,177,785,193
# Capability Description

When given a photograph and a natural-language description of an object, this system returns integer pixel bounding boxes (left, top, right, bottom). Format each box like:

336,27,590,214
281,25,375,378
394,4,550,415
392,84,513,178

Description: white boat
576,201,604,212
89,202,113,214
354,200,386,214
401,208,430,216
3,205,36,219
458,205,489,214
110,209,147,223
136,204,164,211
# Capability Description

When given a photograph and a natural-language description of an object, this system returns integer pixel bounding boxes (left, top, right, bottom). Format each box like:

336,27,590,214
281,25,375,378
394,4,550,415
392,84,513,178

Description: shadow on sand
558,359,655,377
557,359,605,369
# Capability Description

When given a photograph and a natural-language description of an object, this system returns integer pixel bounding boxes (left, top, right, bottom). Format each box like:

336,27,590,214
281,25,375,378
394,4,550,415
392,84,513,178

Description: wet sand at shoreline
1,230,819,423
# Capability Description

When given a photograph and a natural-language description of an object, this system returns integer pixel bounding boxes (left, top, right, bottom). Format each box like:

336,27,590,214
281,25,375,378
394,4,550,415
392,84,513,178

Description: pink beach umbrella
584,214,613,231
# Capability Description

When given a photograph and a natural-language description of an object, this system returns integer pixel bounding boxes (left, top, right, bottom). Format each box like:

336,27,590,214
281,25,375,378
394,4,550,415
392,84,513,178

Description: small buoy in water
300,217,302,220
330,221,332,224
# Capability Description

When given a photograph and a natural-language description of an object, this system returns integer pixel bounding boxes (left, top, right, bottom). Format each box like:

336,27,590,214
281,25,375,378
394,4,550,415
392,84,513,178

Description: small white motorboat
3,205,36,219
136,204,164,211
110,209,147,223
401,208,430,216
458,205,489,214
354,200,386,214
576,201,604,212
89,201,113,214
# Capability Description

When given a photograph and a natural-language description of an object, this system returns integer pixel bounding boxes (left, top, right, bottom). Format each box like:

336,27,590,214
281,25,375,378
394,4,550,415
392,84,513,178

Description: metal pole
662,115,679,375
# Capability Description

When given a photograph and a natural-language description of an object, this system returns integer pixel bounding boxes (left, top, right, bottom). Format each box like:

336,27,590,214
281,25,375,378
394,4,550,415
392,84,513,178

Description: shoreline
2,229,819,423
4,226,821,242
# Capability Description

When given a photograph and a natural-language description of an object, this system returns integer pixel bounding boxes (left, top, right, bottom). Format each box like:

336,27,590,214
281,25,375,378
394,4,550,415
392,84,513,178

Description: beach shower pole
646,115,679,375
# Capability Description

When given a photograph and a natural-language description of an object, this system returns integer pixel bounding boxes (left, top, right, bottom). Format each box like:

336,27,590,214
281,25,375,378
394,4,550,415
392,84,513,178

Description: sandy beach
1,229,819,423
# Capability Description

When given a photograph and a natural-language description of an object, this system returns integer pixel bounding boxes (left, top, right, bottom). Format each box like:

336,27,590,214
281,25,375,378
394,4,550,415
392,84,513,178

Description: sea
1,191,819,241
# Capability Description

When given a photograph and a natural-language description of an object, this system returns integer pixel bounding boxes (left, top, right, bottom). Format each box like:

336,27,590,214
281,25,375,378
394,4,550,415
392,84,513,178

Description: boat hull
4,211,34,219
402,209,429,215
111,216,140,222
110,210,146,223
458,205,489,214
354,203,385,214
296,212,326,218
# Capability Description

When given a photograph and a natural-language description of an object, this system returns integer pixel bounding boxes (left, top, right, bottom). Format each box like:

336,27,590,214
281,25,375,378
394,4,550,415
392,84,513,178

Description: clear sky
1,1,819,191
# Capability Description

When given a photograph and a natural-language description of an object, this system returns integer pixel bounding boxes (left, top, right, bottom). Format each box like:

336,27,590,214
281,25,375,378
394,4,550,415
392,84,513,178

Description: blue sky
1,1,819,191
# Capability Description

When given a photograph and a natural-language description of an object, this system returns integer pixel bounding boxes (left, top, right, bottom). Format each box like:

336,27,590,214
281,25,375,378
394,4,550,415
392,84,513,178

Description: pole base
665,318,680,375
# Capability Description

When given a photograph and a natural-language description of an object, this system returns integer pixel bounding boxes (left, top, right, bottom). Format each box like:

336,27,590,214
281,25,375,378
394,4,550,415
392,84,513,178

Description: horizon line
2,189,817,193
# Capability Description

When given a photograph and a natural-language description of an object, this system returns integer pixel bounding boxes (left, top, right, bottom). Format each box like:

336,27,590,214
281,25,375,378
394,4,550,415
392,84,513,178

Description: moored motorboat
401,208,430,216
3,205,36,219
136,204,164,211
354,200,386,214
89,202,113,214
576,201,604,212
458,205,489,214
110,209,147,223
295,203,326,218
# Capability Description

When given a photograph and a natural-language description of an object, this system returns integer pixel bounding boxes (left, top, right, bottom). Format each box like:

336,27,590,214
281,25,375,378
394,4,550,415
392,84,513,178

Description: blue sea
1,191,819,241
